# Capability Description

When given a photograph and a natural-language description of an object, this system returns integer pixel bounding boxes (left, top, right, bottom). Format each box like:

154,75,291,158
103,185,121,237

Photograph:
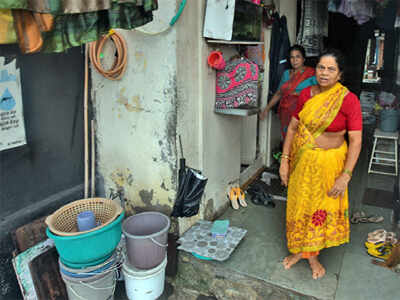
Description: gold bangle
343,169,352,177
281,154,290,161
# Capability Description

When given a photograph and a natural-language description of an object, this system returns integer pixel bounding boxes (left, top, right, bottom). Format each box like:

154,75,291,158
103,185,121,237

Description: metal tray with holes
177,220,247,261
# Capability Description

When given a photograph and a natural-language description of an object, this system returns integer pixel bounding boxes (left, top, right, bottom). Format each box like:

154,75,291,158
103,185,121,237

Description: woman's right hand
259,108,269,120
279,159,289,186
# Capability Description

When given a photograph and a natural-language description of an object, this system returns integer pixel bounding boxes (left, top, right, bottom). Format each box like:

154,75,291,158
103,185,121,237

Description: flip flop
368,229,386,238
367,244,393,261
365,241,386,249
228,189,239,210
386,232,397,245
359,215,384,223
236,188,247,207
367,229,387,244
350,211,366,224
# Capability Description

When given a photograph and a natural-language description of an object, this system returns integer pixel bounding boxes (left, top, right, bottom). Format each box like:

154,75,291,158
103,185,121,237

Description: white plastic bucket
122,255,167,300
61,269,116,300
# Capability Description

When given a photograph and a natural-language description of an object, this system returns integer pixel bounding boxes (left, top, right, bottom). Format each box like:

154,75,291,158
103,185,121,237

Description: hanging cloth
12,10,54,53
296,0,328,57
0,0,149,14
0,9,17,44
268,13,290,99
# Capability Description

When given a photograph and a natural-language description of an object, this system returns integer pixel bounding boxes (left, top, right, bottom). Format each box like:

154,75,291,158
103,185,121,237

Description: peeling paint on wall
92,4,179,219
116,88,143,112
110,168,134,188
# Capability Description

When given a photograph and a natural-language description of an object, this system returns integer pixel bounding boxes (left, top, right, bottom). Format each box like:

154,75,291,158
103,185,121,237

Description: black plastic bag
171,166,207,218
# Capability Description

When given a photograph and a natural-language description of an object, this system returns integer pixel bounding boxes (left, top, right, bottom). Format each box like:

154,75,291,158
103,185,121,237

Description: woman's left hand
327,174,351,198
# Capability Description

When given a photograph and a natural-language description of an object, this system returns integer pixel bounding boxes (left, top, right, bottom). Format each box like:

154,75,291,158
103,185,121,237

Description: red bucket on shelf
207,51,226,70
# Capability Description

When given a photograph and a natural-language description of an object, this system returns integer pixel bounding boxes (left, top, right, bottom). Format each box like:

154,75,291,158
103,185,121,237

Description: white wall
91,1,178,215
176,1,241,233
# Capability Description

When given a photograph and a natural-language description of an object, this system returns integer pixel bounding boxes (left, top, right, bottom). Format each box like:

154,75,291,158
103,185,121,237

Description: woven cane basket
45,198,123,236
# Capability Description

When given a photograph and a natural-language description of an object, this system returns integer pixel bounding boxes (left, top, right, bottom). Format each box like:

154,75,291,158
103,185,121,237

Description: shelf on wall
206,39,264,45
215,107,260,116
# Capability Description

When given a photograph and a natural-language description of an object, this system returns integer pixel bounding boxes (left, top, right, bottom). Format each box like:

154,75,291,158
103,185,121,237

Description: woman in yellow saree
279,49,362,279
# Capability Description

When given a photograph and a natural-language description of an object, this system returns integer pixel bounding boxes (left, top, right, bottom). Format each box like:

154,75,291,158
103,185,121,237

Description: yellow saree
286,82,350,254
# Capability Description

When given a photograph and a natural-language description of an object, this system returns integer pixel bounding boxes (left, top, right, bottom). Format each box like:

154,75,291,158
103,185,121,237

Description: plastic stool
368,129,398,176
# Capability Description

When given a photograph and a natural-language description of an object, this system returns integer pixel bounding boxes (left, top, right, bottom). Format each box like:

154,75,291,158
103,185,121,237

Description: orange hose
89,31,127,80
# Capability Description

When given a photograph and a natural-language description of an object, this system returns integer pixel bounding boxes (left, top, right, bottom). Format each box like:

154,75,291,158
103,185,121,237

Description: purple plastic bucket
122,212,170,270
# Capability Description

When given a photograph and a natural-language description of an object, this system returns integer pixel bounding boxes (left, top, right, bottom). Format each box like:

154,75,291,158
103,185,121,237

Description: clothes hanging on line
296,0,328,57
0,0,151,14
329,0,374,25
0,0,158,53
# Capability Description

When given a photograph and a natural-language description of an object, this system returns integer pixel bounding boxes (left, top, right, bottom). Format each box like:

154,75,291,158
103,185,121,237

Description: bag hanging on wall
215,57,259,109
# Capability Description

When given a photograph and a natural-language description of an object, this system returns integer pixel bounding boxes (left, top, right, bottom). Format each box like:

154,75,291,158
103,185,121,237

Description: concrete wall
92,0,298,233
91,1,178,216
176,1,243,233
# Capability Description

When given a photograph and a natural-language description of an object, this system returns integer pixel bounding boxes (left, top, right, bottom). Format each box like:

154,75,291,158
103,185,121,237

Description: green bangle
343,169,352,177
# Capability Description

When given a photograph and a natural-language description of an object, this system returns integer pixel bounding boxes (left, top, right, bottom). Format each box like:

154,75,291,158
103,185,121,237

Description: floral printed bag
215,57,259,109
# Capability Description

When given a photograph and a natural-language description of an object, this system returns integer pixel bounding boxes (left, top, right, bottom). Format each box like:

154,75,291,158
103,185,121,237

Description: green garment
1,0,158,52
41,2,155,53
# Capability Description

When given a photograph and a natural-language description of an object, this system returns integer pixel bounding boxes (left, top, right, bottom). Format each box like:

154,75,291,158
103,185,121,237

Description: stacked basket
46,198,124,300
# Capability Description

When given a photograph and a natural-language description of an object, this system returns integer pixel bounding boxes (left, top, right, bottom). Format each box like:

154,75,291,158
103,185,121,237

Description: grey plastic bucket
380,109,399,132
60,267,116,300
122,212,170,270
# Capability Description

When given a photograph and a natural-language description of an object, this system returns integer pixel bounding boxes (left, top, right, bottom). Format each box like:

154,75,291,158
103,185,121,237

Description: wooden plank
29,247,67,300
13,216,48,253
11,217,68,300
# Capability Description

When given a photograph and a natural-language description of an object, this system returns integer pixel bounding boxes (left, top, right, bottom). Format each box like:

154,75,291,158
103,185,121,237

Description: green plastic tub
47,212,124,268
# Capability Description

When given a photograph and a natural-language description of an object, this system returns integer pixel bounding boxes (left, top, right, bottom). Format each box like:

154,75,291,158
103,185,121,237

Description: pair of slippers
228,187,247,210
246,180,276,208
350,211,384,224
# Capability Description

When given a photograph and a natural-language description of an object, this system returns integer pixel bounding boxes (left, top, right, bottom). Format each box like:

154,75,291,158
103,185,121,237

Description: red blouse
292,86,362,132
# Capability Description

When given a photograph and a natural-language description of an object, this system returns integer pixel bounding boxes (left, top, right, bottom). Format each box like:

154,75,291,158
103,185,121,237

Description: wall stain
117,88,143,112
204,198,214,221
110,168,134,188
135,51,146,71
139,189,154,206
160,182,169,191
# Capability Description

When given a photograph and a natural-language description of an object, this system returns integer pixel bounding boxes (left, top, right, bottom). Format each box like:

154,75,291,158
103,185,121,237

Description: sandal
359,215,384,223
368,229,386,238
367,244,393,261
386,232,398,245
365,241,385,249
228,188,239,210
350,211,366,224
236,188,247,208
367,229,387,244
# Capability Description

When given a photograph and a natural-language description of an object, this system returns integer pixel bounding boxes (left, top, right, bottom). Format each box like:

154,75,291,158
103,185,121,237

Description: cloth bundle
215,57,259,109
0,0,158,53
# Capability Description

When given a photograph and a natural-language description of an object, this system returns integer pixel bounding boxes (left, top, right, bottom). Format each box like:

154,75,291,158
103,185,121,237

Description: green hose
170,0,187,26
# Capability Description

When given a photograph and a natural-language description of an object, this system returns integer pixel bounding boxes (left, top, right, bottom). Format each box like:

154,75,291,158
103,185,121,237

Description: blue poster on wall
0,58,26,151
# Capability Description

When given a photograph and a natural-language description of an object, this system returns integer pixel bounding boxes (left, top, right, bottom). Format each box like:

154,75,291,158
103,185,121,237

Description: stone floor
115,125,400,299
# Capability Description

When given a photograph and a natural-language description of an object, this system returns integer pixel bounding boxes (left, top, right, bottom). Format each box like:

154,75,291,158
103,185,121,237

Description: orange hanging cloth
12,10,54,54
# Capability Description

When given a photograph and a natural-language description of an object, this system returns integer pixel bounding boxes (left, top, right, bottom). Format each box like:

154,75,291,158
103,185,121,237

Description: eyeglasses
316,65,338,74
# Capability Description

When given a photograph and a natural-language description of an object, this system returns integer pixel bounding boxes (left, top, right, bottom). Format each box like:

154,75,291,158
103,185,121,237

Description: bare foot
282,253,302,270
307,256,326,279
